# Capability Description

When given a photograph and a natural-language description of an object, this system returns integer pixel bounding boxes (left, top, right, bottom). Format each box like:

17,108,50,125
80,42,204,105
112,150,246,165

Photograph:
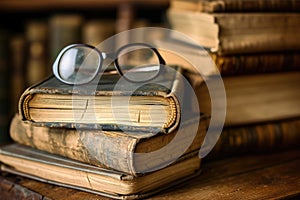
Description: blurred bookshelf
0,0,169,11
1,1,300,199
0,0,170,144
0,0,169,34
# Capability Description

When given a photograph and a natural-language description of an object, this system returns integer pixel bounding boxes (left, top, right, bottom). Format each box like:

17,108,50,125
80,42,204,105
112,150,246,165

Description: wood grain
1,149,300,199
151,149,300,199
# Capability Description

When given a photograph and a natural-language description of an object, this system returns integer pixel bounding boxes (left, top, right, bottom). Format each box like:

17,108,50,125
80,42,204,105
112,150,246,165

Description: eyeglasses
52,43,166,85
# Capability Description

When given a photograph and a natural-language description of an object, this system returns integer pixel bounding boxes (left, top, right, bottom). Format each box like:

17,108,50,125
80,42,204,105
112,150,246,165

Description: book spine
207,118,300,159
25,21,49,86
0,29,11,144
219,33,300,55
212,52,300,76
200,0,300,13
82,19,115,47
10,115,137,175
215,13,300,29
49,14,83,63
9,35,26,115
220,26,300,37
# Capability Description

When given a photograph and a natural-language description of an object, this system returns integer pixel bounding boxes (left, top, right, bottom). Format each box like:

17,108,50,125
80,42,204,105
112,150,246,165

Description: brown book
170,0,300,13
0,143,201,199
211,52,300,76
10,113,207,175
167,9,300,55
207,118,300,159
155,39,300,75
186,71,300,126
18,66,184,133
0,29,10,144
9,35,26,115
82,19,115,47
25,20,49,86
49,14,83,63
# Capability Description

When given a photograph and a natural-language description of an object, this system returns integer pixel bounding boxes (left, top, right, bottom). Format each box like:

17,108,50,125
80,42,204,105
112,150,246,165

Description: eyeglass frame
52,42,166,85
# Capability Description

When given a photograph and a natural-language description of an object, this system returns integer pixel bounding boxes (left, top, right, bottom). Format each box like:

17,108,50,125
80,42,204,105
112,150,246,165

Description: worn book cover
167,9,300,55
49,14,83,63
210,52,300,76
207,117,300,159
186,71,300,126
25,20,49,85
19,66,184,133
0,143,201,199
0,29,11,144
170,0,300,13
156,39,300,76
10,113,207,175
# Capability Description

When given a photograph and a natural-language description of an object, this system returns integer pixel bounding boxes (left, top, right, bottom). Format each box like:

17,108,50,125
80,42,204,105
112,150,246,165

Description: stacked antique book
0,29,10,144
0,63,208,199
167,0,300,158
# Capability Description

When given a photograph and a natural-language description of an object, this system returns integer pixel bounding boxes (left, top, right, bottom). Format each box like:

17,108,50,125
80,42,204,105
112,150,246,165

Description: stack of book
0,29,11,144
6,14,164,122
166,0,300,158
0,66,208,199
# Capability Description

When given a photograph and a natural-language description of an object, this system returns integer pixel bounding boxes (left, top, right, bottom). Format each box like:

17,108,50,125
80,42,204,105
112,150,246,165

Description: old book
49,14,83,63
0,143,201,199
207,118,300,159
25,20,49,85
0,29,10,144
186,71,300,126
10,113,207,175
9,35,26,115
19,66,184,133
167,9,300,55
115,3,134,48
170,0,300,13
156,39,300,76
211,51,300,76
82,19,115,47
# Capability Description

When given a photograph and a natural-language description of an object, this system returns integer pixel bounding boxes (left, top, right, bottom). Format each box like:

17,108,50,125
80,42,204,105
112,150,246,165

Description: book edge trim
18,68,183,133
0,164,201,200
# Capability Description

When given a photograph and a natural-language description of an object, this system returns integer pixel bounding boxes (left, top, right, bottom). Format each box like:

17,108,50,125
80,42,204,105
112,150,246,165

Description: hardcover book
0,143,201,199
208,117,300,159
0,29,10,144
82,19,116,47
19,66,184,133
210,52,300,76
10,114,207,175
156,39,300,76
9,35,26,115
186,71,300,126
170,0,300,13
49,14,83,63
25,20,49,85
167,9,300,55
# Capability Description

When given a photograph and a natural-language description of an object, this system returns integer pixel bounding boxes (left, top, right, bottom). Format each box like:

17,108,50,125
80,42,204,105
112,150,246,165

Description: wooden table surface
1,148,300,200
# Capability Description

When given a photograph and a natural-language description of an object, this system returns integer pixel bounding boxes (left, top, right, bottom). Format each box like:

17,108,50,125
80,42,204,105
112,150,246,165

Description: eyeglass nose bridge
101,52,117,60
99,52,121,74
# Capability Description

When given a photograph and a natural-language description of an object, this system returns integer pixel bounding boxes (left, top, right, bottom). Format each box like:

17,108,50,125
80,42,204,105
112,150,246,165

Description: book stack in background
0,29,11,144
1,1,300,197
0,66,208,198
166,0,300,158
5,13,163,120
0,15,116,145
2,13,166,146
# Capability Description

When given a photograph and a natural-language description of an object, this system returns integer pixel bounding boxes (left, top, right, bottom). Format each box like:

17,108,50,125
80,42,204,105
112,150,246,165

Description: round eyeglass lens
117,45,161,82
58,46,101,84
